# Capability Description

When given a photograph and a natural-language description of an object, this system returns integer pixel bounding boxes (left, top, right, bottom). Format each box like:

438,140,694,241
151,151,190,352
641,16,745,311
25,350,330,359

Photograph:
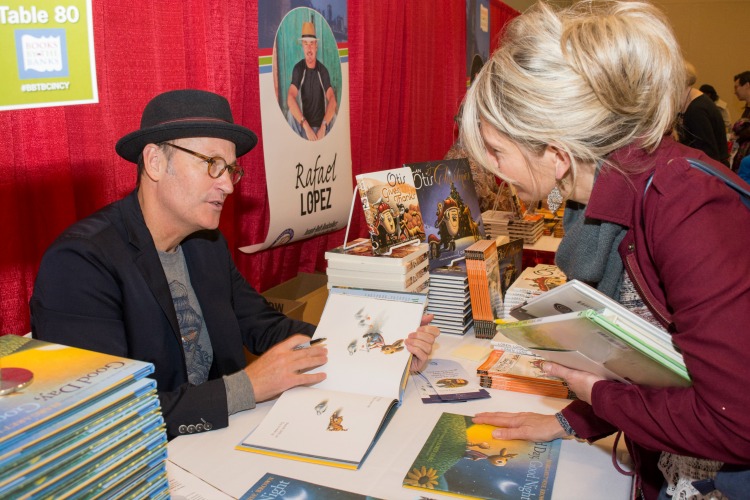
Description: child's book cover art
355,167,425,256
403,413,561,499
241,472,382,500
497,238,524,298
0,336,154,443
406,158,486,269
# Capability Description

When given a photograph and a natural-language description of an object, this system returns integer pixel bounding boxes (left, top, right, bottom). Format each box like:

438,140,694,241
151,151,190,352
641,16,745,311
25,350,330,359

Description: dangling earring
547,182,564,213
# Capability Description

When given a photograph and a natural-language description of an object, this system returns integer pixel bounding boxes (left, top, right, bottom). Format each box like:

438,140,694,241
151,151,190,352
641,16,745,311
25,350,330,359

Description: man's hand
243,334,327,403
472,411,567,442
316,125,327,140
406,313,440,373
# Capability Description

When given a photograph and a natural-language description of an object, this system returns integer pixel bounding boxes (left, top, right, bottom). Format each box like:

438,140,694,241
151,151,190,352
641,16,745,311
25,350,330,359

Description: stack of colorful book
500,263,567,319
425,262,473,335
0,336,169,499
325,238,430,293
464,238,503,339
481,210,545,244
476,349,576,399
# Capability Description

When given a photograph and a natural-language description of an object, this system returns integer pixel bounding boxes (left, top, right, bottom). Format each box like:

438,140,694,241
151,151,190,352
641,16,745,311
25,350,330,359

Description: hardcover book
326,270,430,294
502,264,566,319
0,336,154,445
508,279,685,366
465,239,503,339
237,287,427,469
241,472,380,500
325,239,429,273
355,167,425,255
403,412,561,499
493,308,690,387
406,158,486,269
326,257,429,288
413,359,490,403
476,350,576,400
496,237,524,298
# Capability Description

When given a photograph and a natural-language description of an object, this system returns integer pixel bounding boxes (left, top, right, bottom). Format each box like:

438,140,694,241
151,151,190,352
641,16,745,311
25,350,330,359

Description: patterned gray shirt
158,246,213,386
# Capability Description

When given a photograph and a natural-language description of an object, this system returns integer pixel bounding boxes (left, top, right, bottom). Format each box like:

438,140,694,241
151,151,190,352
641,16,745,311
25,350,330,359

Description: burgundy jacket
560,137,750,499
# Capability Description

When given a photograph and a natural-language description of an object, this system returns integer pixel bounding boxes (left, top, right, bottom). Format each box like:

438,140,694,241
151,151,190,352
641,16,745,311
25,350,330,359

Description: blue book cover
403,412,561,499
406,158,486,269
241,472,382,499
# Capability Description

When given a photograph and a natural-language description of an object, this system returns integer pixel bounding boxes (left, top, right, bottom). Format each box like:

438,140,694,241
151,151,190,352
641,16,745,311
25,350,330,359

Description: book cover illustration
403,413,560,499
407,158,485,269
413,359,490,403
0,336,154,443
355,167,425,255
496,238,523,298
241,472,382,500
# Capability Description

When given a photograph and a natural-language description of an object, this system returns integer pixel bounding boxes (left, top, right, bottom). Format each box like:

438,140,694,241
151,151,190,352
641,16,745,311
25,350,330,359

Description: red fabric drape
0,1,517,335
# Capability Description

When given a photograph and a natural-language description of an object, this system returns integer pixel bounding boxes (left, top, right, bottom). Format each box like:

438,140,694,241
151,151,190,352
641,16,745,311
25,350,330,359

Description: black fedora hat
115,89,258,163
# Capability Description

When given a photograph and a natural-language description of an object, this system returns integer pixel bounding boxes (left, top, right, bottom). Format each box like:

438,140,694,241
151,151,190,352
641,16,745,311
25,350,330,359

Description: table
167,333,634,499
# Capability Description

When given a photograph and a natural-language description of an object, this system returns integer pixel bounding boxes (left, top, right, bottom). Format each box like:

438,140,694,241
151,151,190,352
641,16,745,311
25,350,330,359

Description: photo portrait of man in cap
286,19,338,141
30,89,438,438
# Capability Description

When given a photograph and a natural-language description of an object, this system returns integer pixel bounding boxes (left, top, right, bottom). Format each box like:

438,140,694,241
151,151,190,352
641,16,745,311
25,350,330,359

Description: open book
236,287,426,469
494,279,690,388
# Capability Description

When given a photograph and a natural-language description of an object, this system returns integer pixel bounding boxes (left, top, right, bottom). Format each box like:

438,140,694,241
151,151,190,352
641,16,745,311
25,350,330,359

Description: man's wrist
300,117,306,126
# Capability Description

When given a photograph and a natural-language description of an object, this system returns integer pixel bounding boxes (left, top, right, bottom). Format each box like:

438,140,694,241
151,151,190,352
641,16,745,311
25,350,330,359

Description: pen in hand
293,337,327,351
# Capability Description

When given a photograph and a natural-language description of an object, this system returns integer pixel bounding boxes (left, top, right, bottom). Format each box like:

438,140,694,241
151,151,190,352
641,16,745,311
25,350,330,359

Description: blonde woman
460,2,750,499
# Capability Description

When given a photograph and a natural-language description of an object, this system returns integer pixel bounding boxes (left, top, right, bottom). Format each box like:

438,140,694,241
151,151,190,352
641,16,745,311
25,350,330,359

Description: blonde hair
460,0,685,179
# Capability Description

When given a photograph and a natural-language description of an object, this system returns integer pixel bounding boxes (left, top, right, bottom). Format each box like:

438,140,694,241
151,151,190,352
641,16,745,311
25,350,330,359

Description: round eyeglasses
160,142,244,185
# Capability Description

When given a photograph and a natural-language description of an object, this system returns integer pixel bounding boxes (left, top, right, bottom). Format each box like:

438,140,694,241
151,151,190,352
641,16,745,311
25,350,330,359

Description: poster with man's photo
241,1,351,253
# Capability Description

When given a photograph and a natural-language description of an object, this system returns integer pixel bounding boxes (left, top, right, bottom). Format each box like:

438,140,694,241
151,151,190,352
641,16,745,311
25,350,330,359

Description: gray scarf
555,200,627,299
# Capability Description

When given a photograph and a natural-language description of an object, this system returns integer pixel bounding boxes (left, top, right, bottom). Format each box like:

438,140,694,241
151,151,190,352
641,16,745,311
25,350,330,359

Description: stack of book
481,210,545,244
476,349,576,399
425,262,473,335
495,279,690,388
0,336,169,499
465,239,503,339
500,263,567,319
325,238,430,293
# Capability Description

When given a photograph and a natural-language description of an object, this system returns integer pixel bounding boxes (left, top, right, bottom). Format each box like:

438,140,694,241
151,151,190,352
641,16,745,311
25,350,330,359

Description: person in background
676,62,729,166
738,155,750,186
31,89,439,439
699,83,731,133
731,71,750,171
460,2,750,499
287,20,338,141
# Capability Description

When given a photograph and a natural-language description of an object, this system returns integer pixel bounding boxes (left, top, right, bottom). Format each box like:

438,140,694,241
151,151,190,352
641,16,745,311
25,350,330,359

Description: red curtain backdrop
0,0,518,335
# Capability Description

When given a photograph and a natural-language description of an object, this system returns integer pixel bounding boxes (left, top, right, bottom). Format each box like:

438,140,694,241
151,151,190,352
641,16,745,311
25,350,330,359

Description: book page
237,386,397,467
308,288,426,400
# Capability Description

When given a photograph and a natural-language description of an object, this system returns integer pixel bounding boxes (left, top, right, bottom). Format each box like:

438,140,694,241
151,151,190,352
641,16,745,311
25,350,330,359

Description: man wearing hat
286,20,337,141
30,89,439,438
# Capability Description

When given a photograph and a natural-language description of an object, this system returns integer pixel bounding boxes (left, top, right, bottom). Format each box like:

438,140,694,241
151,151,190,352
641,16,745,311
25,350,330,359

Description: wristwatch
300,117,306,127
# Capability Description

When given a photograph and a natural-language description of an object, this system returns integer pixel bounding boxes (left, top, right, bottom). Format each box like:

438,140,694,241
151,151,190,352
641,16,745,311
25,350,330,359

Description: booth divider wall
0,1,519,335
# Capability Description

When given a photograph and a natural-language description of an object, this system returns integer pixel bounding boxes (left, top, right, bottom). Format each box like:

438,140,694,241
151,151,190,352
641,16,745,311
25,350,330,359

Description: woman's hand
472,411,567,441
540,361,604,404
